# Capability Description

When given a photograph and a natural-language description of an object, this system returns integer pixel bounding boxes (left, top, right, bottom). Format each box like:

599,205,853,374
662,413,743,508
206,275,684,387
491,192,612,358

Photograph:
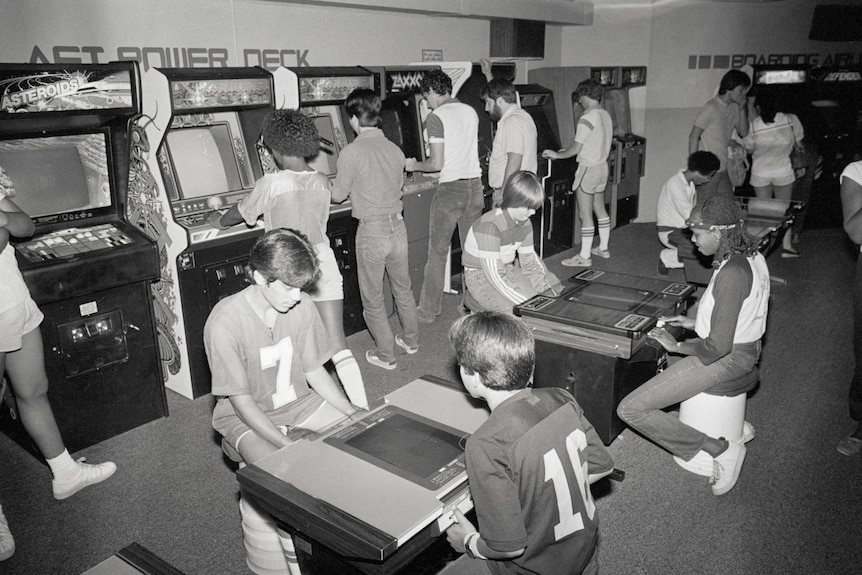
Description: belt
358,213,403,223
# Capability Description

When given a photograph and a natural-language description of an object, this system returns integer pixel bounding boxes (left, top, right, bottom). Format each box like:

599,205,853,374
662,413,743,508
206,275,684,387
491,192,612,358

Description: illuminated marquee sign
385,69,431,94
0,69,133,113
169,78,272,110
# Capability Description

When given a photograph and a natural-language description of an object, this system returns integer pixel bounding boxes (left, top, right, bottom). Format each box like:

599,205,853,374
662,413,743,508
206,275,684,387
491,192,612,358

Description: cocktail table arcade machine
237,377,490,575
514,270,696,444
674,197,805,285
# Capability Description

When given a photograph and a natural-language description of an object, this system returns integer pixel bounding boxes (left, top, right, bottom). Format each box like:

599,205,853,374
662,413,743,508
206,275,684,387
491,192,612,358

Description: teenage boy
443,312,614,575
462,171,561,313
331,88,419,370
657,151,720,274
480,78,538,208
688,69,751,202
542,79,614,268
406,69,483,324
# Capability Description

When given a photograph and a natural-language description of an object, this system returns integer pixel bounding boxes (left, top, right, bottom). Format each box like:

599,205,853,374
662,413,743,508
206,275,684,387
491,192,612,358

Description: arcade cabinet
808,66,862,180
516,84,577,257
287,65,379,337
588,66,647,230
377,65,440,303
134,66,277,399
0,62,167,456
515,270,695,444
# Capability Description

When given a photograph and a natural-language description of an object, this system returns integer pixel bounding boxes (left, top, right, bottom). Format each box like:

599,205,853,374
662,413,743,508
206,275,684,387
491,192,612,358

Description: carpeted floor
1,216,861,575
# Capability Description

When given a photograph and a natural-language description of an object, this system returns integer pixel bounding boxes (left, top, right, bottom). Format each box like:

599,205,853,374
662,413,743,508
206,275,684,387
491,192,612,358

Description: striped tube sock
580,226,595,259
332,349,368,409
597,217,611,250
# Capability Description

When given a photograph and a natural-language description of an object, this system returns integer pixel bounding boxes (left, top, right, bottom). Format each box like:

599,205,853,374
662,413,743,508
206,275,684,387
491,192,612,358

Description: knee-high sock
597,217,611,250
580,225,595,259
332,349,368,409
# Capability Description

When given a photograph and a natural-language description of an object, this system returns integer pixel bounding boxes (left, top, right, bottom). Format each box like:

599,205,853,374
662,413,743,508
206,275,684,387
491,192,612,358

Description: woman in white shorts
743,91,805,257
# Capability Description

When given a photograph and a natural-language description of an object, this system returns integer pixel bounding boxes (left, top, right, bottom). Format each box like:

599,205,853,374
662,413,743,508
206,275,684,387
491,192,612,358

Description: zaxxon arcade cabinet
0,62,167,456
515,270,694,444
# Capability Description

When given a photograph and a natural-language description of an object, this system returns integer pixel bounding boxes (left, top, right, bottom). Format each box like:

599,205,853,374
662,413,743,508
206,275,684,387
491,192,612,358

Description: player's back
467,387,613,575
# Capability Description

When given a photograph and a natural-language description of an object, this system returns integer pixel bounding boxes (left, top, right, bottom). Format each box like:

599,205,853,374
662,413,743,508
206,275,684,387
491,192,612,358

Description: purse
788,121,807,178
726,142,749,188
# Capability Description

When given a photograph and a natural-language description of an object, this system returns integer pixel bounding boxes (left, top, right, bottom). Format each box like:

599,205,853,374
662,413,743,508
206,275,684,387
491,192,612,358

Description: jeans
418,178,484,319
464,266,537,314
356,214,418,363
617,342,761,461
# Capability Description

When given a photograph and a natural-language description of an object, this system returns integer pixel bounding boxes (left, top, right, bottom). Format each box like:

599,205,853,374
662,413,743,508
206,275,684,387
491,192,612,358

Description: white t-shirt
743,112,804,178
656,170,696,230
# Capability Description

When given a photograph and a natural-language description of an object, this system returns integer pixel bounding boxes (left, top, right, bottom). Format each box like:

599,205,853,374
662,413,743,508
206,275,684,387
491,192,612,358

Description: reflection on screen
166,124,243,199
0,134,111,218
566,283,652,312
381,95,425,160
308,114,339,177
345,413,464,479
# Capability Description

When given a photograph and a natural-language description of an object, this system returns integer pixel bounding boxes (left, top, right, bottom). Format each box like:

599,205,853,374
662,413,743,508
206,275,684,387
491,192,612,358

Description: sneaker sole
395,337,418,355
365,351,397,370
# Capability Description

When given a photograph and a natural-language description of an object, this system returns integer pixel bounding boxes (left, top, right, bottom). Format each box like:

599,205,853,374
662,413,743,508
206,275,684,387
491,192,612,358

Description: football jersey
466,387,614,575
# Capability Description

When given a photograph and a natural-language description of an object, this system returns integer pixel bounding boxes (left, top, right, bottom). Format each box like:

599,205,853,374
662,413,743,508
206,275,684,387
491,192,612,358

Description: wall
558,0,862,222
0,0,489,69
3,0,862,223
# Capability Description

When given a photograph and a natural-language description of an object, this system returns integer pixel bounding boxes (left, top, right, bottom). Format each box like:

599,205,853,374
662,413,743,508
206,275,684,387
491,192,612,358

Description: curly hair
419,69,453,97
261,109,320,159
695,196,759,266
576,79,604,102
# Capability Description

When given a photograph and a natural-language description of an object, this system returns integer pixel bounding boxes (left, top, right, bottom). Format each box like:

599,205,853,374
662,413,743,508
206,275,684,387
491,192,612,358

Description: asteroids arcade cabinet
133,66,277,399
0,62,167,456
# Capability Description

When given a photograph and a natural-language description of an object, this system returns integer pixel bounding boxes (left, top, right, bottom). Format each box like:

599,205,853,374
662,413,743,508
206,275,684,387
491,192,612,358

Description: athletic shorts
309,242,344,302
573,163,609,195
749,169,795,189
0,296,44,353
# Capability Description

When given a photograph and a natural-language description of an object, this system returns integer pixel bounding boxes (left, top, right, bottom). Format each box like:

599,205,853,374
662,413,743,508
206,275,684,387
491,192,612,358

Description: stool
673,368,759,476
223,439,304,575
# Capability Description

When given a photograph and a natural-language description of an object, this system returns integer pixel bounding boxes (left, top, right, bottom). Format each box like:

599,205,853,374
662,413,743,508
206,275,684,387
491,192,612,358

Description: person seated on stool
617,195,770,496
656,151,719,275
205,228,361,466
442,312,614,575
461,171,563,314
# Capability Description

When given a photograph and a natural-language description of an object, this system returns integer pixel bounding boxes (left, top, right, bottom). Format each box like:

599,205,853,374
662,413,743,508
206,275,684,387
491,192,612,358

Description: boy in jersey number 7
443,312,614,575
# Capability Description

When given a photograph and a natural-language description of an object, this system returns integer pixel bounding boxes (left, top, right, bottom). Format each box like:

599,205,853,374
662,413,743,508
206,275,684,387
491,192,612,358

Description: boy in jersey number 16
442,312,614,575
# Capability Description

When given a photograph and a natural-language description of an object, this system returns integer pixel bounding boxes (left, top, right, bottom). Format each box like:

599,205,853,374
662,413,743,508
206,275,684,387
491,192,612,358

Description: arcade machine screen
306,108,343,178
0,133,112,219
380,96,426,161
161,111,256,202
325,405,468,491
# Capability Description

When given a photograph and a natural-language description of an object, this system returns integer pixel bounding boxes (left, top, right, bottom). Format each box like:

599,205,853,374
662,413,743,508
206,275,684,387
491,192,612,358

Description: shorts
309,242,344,302
573,163,609,195
749,169,796,188
0,296,44,352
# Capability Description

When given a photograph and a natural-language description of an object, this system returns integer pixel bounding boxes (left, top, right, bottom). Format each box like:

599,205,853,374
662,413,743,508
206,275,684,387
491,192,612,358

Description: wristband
676,341,681,353
464,532,486,560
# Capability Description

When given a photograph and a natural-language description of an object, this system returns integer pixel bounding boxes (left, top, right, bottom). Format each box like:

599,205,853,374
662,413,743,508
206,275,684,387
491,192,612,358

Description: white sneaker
365,350,397,371
0,505,14,561
395,334,418,355
52,458,117,500
710,441,746,496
